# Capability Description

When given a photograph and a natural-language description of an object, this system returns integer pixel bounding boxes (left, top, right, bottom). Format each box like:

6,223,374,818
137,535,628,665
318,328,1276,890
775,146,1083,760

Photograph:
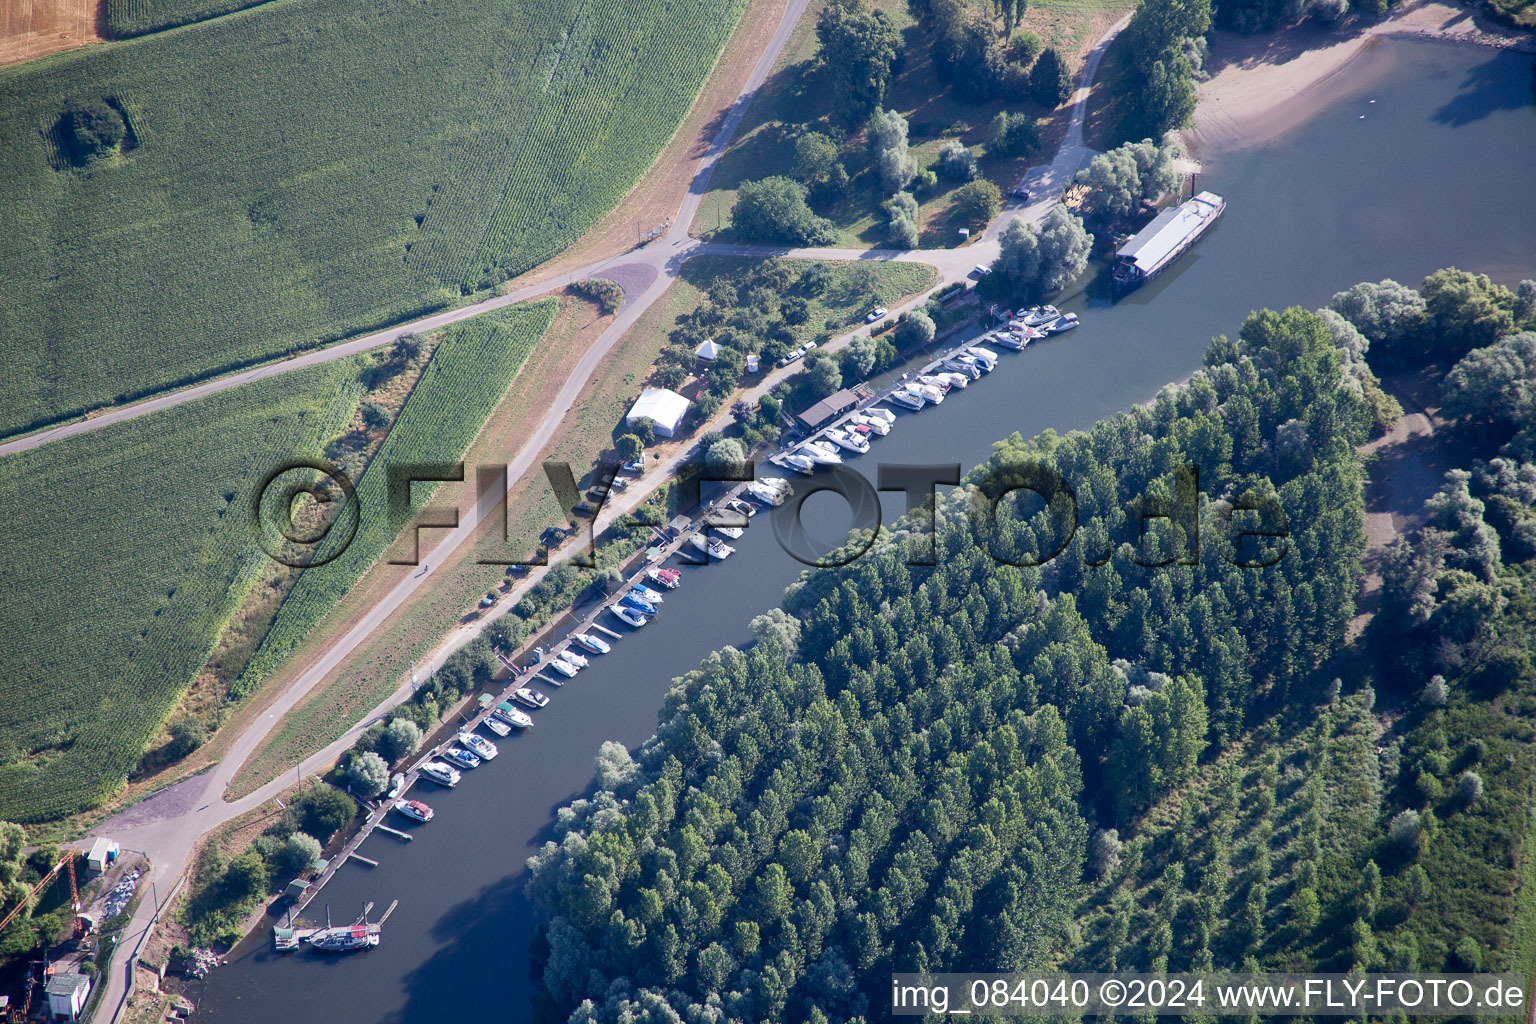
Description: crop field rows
0,360,360,822
236,300,557,689
0,0,748,438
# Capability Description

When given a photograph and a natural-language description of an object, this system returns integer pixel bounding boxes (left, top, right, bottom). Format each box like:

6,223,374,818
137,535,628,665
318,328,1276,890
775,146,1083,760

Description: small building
795,385,874,433
86,837,118,873
46,972,91,1020
694,338,721,361
625,388,690,438
284,879,309,902
1112,191,1225,293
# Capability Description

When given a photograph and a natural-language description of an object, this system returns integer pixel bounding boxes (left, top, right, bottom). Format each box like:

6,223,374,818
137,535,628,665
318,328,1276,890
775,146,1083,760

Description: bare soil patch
0,0,100,65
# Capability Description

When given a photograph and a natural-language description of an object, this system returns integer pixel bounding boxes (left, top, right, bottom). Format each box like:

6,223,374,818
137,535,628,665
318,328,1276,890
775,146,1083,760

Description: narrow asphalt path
89,12,1125,1021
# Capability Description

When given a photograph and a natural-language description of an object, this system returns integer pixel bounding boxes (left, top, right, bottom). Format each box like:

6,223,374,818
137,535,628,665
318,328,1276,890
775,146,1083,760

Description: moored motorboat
419,761,461,787
644,567,680,590
691,534,735,560
917,374,954,393
915,383,945,404
851,413,891,436
458,731,498,759
494,702,534,729
630,583,665,604
394,799,434,823
783,453,817,474
549,657,580,677
888,388,925,411
938,371,971,390
941,357,981,379
513,686,550,709
556,648,588,669
620,591,657,616
994,331,1030,351
864,407,895,424
442,746,481,770
825,428,870,454
1045,312,1079,333
968,345,999,366
710,524,744,539
482,716,512,737
725,499,758,518
1018,305,1060,327
746,479,792,505
574,632,612,654
610,603,647,628
799,441,843,465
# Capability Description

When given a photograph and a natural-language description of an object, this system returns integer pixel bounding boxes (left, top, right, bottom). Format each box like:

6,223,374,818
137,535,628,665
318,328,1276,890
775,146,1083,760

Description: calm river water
197,36,1536,1024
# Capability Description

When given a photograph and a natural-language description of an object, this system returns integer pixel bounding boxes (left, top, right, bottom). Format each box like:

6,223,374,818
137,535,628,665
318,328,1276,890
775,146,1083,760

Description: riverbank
1188,0,1536,153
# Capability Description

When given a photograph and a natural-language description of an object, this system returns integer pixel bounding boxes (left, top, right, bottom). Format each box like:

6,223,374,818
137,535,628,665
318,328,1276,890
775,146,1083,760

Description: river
195,36,1536,1024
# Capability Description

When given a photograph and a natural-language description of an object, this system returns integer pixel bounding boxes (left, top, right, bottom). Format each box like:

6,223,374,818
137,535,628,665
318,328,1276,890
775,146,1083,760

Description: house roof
1116,192,1224,275
46,973,90,998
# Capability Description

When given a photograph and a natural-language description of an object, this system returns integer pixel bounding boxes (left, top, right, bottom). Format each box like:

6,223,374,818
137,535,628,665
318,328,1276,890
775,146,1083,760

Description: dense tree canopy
733,178,836,246
815,0,902,122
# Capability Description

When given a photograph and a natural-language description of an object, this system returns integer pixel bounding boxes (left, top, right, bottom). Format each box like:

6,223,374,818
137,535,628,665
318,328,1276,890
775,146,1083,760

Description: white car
865,307,888,323
972,264,990,276
778,345,804,366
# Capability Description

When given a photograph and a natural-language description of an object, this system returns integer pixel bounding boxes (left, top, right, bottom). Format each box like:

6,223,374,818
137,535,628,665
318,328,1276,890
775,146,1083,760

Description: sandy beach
1188,0,1536,152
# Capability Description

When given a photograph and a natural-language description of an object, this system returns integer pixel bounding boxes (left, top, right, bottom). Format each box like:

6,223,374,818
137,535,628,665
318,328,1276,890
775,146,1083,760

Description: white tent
694,338,721,361
625,388,691,438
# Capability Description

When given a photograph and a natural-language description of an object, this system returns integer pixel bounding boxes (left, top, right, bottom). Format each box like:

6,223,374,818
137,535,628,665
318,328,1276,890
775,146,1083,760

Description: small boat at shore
630,583,665,604
710,524,744,539
610,603,647,628
917,374,954,394
851,413,890,436
482,716,511,737
305,907,381,954
783,453,817,474
994,331,1031,351
799,441,843,465
549,656,579,677
644,569,680,591
556,648,588,669
941,357,981,379
691,534,735,560
747,478,792,506
915,383,945,404
825,428,870,454
393,799,434,823
1017,305,1060,327
458,731,498,760
442,746,481,770
419,761,461,787
573,632,612,653
724,499,759,518
889,388,925,411
621,591,657,616
513,686,550,709
494,702,534,729
1044,312,1079,333
865,407,895,424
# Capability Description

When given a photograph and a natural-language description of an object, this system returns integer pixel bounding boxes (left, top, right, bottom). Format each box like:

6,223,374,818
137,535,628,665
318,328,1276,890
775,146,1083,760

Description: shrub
379,718,422,763
936,141,978,181
1455,770,1483,805
58,99,124,165
733,177,835,245
346,751,389,798
1030,47,1071,107
277,832,322,874
615,434,645,462
573,278,624,314
1388,809,1423,854
294,785,356,842
952,180,1002,227
165,715,206,761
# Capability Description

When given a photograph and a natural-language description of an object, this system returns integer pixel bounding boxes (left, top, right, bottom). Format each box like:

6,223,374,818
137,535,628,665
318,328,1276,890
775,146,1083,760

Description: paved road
88,10,1125,1021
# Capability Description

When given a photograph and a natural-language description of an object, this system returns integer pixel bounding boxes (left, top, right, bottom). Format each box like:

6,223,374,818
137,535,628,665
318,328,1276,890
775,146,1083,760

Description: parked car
779,345,805,366
480,591,498,607
971,264,991,276
572,501,598,517
865,307,888,323
621,459,645,474
1010,185,1031,201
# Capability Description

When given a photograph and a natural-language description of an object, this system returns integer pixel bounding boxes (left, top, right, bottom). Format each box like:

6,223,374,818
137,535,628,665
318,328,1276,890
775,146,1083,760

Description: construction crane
0,853,82,938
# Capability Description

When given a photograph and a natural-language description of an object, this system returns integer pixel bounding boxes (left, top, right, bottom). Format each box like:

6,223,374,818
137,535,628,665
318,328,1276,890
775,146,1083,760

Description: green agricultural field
0,0,748,439
102,0,267,38
0,360,361,823
237,300,557,691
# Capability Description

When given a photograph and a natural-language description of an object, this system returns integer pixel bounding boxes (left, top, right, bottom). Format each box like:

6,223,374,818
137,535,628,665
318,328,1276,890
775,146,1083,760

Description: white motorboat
494,703,534,729
644,567,680,590
865,407,895,424
799,441,843,465
747,479,791,505
691,534,735,560
889,388,925,411
393,799,434,823
915,383,945,404
782,453,817,475
968,346,998,369
419,761,461,787
1045,312,1079,333
994,331,1030,351
482,716,511,737
573,632,611,654
941,357,981,379
513,686,550,709
458,731,498,760
556,648,588,669
630,583,665,604
851,414,890,436
918,374,955,393
938,371,971,390
1018,305,1060,327
610,603,647,628
724,498,758,518
710,524,744,539
549,657,579,677
825,429,870,454
442,746,480,770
